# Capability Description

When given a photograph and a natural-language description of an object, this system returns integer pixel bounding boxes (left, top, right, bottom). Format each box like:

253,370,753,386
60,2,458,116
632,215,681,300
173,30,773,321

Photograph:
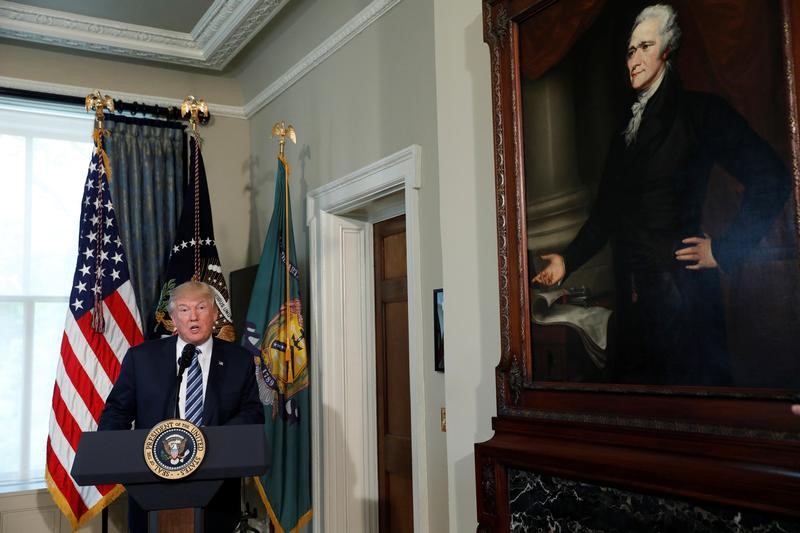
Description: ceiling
0,0,291,70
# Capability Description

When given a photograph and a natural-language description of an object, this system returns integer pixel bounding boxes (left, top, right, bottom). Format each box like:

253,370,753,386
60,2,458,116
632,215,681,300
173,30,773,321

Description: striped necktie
185,348,204,426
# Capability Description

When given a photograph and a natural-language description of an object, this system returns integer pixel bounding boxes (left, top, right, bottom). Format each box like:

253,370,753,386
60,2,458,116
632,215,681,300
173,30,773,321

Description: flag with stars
151,135,235,340
46,131,144,530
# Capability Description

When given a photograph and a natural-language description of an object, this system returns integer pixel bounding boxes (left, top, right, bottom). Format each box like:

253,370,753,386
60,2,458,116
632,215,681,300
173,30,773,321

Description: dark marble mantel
509,469,800,532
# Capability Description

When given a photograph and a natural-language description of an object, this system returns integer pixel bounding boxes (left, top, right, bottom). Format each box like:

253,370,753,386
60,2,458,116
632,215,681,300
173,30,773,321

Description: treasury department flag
242,156,312,532
151,135,235,340
46,131,144,530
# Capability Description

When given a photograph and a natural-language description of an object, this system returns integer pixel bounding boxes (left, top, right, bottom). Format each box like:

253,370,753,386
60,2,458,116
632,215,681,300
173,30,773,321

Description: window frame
0,97,93,492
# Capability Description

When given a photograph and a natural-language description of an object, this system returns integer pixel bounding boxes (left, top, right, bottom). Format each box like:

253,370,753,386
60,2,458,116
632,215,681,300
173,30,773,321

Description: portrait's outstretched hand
792,405,800,416
532,253,566,286
675,234,718,270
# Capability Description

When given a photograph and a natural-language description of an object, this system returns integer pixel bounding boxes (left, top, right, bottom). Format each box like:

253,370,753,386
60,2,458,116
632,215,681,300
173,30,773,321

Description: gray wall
433,1,498,531
236,0,448,530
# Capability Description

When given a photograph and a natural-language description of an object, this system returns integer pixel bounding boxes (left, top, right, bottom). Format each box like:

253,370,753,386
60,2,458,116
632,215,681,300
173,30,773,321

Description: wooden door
374,215,413,532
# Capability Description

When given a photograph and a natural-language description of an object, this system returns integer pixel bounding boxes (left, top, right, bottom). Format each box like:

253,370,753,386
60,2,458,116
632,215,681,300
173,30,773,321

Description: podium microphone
174,343,196,419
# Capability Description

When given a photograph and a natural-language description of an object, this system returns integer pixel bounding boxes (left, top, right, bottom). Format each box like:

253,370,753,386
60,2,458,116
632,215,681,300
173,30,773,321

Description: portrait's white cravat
624,66,667,146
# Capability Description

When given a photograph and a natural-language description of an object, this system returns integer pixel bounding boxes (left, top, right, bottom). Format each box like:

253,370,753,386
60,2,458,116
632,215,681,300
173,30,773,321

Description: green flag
242,156,312,532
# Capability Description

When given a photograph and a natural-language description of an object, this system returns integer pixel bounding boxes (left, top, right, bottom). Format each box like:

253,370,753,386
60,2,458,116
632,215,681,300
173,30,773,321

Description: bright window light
0,98,93,490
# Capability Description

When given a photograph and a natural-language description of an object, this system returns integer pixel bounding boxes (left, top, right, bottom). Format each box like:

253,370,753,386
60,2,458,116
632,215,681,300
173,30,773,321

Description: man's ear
662,47,671,60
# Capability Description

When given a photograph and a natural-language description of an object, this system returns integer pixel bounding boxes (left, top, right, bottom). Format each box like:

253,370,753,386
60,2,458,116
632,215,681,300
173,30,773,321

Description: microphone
174,343,196,419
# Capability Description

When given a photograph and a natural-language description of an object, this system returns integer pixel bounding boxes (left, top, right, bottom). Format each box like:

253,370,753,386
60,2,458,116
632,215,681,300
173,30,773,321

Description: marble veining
508,469,800,532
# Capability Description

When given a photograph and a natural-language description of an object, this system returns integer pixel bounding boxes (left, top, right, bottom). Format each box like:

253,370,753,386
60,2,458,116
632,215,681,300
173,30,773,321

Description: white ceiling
0,0,291,70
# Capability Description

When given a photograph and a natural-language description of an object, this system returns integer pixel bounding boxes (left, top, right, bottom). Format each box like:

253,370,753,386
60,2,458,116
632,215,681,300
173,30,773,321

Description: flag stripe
47,432,105,509
50,382,83,453
48,432,103,507
74,310,122,384
48,404,116,499
53,348,95,434
63,316,114,399
46,439,89,519
117,283,144,346
59,331,107,423
47,409,103,505
105,286,144,355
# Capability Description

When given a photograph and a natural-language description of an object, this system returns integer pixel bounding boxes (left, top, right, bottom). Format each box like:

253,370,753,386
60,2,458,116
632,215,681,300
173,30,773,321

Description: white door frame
306,145,428,532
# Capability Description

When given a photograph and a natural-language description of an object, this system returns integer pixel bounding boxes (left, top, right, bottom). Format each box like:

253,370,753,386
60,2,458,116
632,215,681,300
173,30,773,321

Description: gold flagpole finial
85,90,114,131
181,95,209,139
271,121,296,158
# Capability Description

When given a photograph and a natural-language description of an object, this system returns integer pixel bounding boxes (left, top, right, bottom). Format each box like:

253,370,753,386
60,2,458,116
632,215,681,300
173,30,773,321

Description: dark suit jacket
562,68,791,384
564,67,790,279
98,335,264,532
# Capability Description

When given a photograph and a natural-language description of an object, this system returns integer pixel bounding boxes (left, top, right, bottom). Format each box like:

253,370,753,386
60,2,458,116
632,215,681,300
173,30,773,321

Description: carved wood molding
483,1,512,373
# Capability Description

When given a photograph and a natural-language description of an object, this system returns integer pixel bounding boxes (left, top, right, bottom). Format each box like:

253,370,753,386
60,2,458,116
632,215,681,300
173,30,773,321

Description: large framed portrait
521,0,798,391
486,0,800,406
477,1,800,528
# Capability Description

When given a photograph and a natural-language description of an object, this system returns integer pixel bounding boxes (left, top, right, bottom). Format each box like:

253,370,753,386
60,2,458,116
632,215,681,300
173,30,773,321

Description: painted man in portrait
532,3,791,385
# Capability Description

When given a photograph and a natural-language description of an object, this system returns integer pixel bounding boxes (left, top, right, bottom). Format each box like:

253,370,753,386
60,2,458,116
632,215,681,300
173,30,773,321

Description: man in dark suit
533,4,791,385
98,280,264,532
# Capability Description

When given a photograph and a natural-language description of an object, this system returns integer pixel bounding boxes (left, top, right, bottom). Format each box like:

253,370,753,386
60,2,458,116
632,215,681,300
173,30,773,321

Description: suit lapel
203,339,224,425
160,336,180,422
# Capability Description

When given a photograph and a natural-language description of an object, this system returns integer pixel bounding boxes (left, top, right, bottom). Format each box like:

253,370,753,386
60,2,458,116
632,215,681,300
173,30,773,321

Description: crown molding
0,75,247,119
0,0,289,70
243,0,401,117
0,0,402,120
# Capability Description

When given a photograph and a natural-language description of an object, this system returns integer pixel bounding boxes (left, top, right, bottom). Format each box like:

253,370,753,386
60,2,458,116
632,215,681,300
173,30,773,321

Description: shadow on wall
244,154,265,265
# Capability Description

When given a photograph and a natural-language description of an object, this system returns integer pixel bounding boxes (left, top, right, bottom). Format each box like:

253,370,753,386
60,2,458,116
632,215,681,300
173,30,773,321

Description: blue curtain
104,115,186,329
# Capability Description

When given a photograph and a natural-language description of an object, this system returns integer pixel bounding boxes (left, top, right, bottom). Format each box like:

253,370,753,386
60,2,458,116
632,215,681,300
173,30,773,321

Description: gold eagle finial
85,90,114,130
181,96,209,139
271,121,296,158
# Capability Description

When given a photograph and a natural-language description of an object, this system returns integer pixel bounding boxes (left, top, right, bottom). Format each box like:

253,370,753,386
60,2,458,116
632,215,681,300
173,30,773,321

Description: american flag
45,134,144,530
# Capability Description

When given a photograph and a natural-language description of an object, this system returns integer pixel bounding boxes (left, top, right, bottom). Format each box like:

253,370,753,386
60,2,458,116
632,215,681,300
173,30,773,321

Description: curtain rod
0,86,210,124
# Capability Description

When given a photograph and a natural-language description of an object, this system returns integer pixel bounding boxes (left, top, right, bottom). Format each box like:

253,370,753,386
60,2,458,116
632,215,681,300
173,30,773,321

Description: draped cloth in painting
104,115,186,327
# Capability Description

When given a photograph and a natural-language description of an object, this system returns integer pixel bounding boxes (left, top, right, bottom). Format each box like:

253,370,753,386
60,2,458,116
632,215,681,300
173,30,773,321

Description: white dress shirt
175,337,213,419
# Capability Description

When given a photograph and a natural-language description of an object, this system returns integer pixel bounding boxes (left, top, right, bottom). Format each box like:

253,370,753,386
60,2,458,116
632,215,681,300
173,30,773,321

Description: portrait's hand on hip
675,234,718,270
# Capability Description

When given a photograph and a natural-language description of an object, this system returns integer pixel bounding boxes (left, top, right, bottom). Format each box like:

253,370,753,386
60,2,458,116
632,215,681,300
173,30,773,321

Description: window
0,99,93,489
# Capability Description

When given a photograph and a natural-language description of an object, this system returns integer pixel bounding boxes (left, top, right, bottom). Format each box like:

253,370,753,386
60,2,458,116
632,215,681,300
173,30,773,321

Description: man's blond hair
167,280,217,313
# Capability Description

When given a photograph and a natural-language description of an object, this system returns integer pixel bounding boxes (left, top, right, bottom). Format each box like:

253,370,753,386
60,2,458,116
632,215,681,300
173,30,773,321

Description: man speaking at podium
98,280,264,532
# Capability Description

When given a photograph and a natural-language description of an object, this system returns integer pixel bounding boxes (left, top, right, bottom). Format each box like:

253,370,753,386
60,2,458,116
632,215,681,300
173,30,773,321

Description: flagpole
272,121,296,383
84,90,115,334
181,96,209,281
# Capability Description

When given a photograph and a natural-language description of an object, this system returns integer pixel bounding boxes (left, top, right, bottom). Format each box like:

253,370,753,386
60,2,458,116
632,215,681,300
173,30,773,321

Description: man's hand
675,234,718,270
792,405,800,416
532,253,566,286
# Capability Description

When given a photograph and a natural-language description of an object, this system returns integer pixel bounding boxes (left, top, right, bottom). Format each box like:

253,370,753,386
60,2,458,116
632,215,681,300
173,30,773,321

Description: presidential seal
143,419,206,480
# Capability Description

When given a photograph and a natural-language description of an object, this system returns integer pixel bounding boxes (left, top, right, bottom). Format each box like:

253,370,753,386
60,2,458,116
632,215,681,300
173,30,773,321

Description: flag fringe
278,154,291,177
254,476,313,533
46,470,125,531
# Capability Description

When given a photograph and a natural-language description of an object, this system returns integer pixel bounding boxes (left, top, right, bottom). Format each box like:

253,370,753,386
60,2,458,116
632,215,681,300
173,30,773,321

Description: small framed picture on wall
434,288,444,372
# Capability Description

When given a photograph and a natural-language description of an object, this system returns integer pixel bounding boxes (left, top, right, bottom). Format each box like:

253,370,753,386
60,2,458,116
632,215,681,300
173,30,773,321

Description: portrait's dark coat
563,67,791,384
98,335,264,532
